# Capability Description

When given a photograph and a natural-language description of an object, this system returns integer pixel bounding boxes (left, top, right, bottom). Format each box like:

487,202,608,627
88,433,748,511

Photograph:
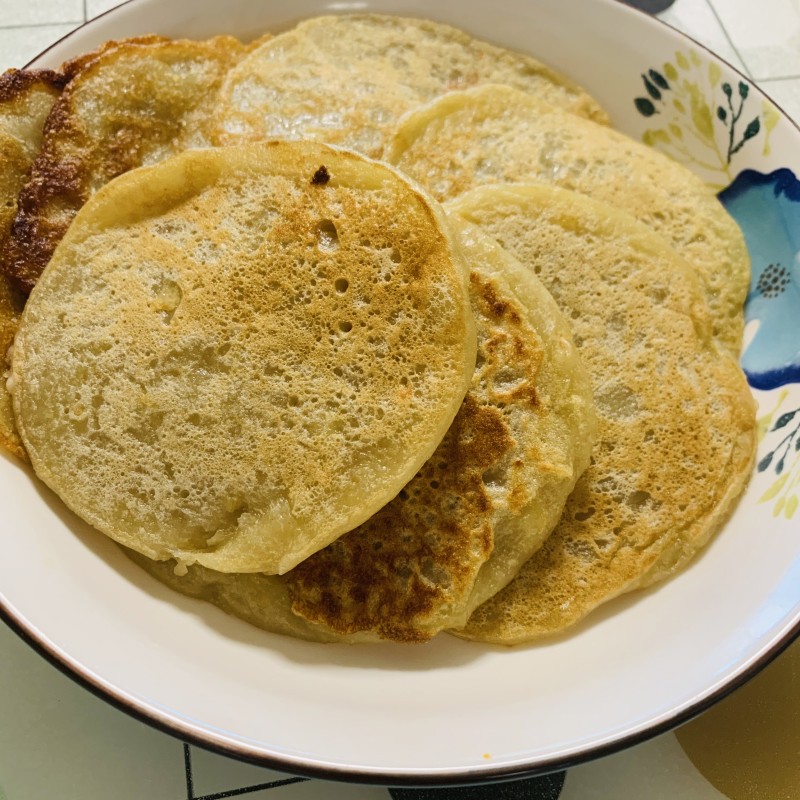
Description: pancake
448,184,756,644
11,140,477,575
125,222,596,643
0,68,67,459
0,70,65,219
125,550,343,644
285,220,596,641
212,14,608,158
0,280,25,460
2,34,244,294
386,84,749,354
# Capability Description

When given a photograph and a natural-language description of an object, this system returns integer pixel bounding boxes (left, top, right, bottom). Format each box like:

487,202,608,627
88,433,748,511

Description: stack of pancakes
0,15,757,645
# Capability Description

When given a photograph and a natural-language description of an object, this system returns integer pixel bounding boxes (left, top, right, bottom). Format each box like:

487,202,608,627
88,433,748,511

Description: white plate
3,0,800,785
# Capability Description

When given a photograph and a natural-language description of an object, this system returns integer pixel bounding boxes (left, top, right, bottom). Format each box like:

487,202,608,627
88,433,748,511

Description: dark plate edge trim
3,597,799,788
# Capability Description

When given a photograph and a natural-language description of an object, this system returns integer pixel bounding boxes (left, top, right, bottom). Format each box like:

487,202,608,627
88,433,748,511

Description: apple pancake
125,223,596,643
386,84,749,354
11,141,476,575
212,14,608,158
2,34,244,294
448,184,756,644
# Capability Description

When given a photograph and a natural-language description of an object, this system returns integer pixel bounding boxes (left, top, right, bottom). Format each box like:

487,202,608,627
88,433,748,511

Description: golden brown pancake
2,35,244,294
213,14,608,158
11,141,476,576
0,68,67,459
386,84,749,354
285,221,595,641
449,184,756,644
125,223,596,643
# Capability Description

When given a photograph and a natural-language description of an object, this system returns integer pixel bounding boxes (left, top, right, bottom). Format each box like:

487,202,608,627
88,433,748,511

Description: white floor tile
86,0,129,20
659,0,749,75
708,0,800,80
0,23,81,71
0,0,83,27
0,623,186,800
561,734,727,800
757,76,800,124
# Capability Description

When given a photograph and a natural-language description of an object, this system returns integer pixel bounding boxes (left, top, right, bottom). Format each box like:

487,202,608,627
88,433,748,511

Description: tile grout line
182,741,309,799
193,776,309,799
184,744,195,800
0,20,83,30
758,74,800,83
702,0,753,79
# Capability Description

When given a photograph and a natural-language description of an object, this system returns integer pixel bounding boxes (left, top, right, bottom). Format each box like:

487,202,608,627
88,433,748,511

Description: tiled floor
659,0,800,120
1,0,800,122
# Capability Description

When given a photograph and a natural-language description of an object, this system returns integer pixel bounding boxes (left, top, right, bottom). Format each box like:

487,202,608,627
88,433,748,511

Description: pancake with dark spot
12,141,477,576
124,549,342,643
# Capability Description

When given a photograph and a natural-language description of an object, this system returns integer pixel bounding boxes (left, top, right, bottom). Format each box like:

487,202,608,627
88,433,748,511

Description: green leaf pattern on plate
634,49,780,189
755,390,800,520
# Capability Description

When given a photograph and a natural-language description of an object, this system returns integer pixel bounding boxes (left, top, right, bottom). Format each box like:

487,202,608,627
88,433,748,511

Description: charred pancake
2,34,244,294
449,184,756,644
386,84,749,353
0,69,65,234
212,14,608,158
125,222,596,643
11,141,477,575
0,68,67,458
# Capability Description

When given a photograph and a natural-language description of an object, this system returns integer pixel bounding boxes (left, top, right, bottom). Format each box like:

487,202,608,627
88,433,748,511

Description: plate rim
3,595,799,786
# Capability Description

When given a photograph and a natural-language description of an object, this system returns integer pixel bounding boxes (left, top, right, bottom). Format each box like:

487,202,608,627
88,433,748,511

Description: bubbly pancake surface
449,184,756,644
12,141,477,575
386,83,749,353
2,35,244,293
0,68,66,459
212,14,608,158
124,224,595,643
285,221,596,641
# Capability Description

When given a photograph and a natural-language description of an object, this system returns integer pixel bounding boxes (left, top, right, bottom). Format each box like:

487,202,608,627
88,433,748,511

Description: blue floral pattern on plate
718,168,800,390
718,169,800,514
